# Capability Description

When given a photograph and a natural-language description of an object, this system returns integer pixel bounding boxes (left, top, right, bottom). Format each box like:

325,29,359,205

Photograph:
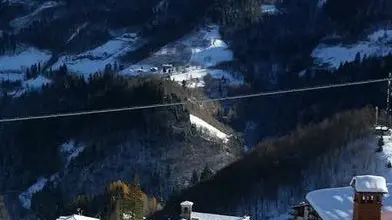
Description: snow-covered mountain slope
190,114,230,143
312,29,392,69
120,25,243,88
52,33,143,76
0,47,51,74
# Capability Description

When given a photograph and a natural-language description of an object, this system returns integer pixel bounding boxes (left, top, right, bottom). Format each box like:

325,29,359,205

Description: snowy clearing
190,114,230,143
169,67,243,88
312,29,392,69
18,177,48,209
0,73,24,81
120,25,242,88
0,47,51,74
23,75,51,89
52,33,141,76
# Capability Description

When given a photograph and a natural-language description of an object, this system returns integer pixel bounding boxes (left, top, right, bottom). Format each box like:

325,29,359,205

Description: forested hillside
2,0,392,219
0,71,242,219
151,107,376,219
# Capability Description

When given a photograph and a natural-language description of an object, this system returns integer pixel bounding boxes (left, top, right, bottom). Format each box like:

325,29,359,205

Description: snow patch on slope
170,67,243,88
60,140,85,166
53,34,141,76
189,25,233,68
66,22,89,44
0,73,24,81
0,47,51,74
23,75,51,89
312,29,392,69
190,114,230,143
18,177,48,209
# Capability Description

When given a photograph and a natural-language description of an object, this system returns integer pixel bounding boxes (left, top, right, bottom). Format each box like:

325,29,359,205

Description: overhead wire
0,78,389,123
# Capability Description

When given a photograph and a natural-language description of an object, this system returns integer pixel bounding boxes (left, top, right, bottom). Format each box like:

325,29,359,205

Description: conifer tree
190,169,199,185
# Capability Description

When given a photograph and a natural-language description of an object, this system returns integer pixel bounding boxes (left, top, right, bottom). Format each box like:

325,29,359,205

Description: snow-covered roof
191,212,247,220
56,214,100,220
180,201,194,206
350,175,388,193
375,126,389,131
306,184,392,220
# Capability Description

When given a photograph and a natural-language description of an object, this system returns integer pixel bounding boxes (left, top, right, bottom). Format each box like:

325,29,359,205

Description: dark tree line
324,0,392,34
0,32,17,54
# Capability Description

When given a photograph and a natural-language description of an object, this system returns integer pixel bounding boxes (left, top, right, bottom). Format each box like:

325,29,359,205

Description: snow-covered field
0,47,51,75
120,25,243,88
190,114,230,143
312,29,392,69
52,33,141,76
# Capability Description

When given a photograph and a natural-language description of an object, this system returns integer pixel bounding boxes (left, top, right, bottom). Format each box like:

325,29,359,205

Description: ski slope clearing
52,33,141,76
0,73,24,81
0,47,51,74
190,114,230,143
312,29,392,69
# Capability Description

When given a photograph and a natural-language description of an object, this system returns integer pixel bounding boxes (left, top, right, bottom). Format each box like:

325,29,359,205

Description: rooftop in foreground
306,184,392,220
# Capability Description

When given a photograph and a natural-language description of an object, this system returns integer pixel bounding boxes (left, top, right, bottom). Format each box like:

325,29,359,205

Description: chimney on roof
350,175,388,220
180,201,193,220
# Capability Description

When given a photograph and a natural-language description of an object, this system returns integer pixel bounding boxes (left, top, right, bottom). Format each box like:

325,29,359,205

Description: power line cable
0,78,389,123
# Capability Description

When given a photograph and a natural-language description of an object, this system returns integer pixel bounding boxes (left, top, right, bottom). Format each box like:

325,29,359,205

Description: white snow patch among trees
120,25,242,88
18,177,48,209
23,75,51,89
190,114,230,143
60,140,85,166
0,73,24,81
52,34,141,75
0,47,51,74
189,25,233,68
312,29,392,69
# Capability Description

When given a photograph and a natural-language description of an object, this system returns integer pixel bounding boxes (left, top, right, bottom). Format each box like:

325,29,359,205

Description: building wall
353,192,382,220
